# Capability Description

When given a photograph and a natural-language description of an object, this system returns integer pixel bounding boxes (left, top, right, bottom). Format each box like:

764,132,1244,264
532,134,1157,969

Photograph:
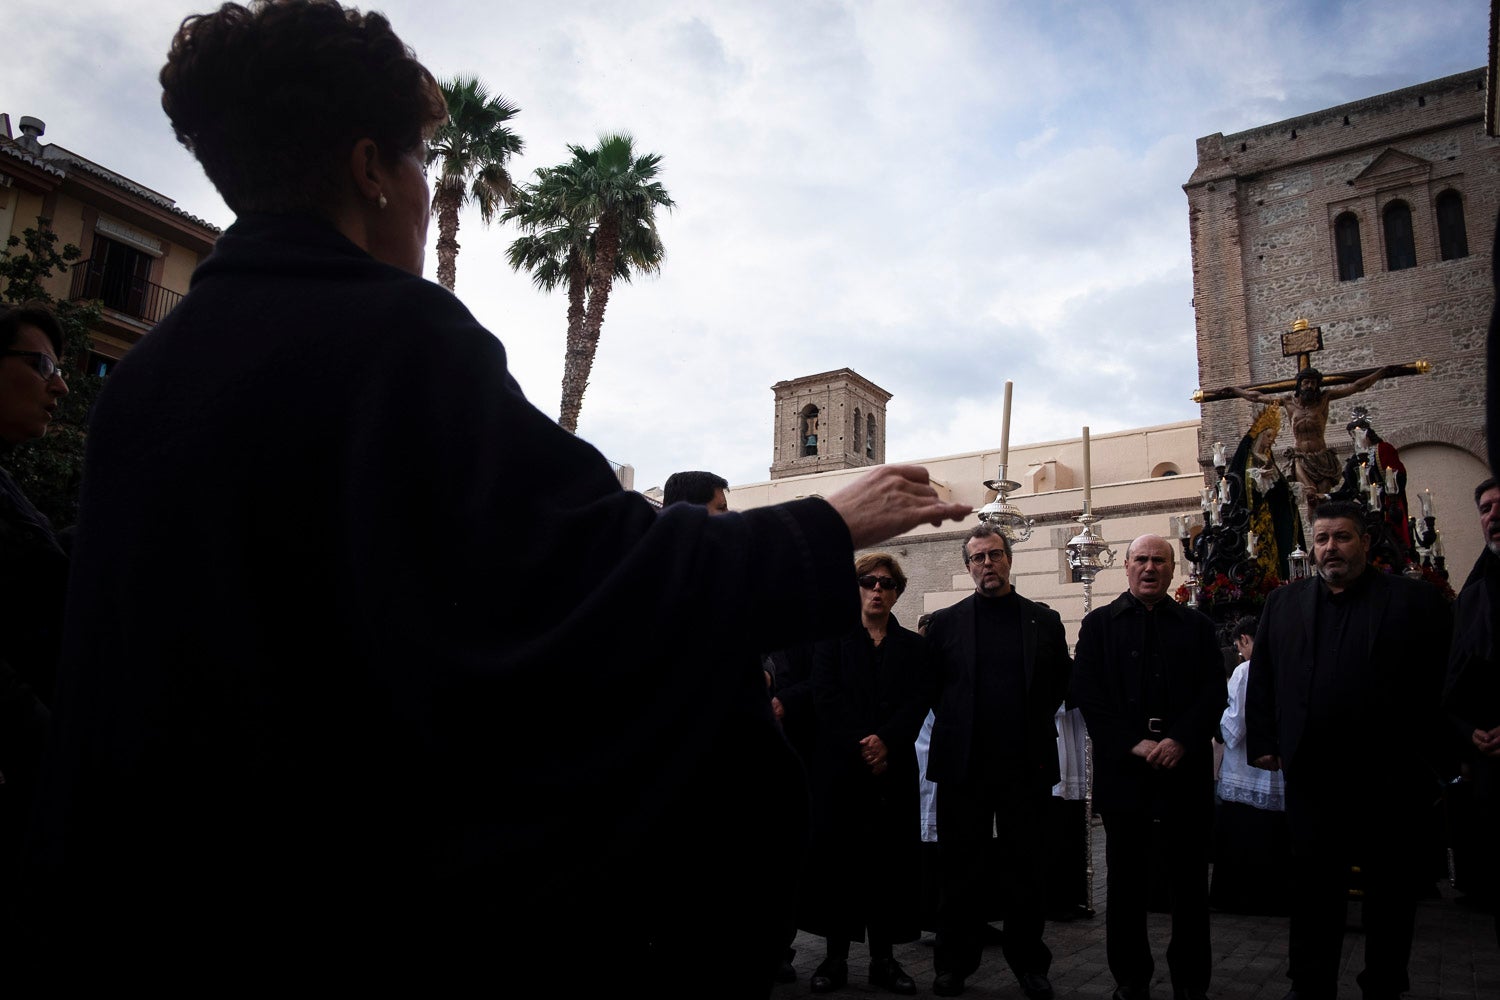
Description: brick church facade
1185,69,1496,513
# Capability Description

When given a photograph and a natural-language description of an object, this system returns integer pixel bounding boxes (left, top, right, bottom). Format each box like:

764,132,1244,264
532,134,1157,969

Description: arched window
866,414,876,459
800,405,819,457
1334,212,1364,281
852,407,861,454
1383,200,1417,271
1436,190,1469,260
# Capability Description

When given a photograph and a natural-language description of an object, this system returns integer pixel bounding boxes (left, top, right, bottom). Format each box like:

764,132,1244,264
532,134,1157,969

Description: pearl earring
378,193,388,209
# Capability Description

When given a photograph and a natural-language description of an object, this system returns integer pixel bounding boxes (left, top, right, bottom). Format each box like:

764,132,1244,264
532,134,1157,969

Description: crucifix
1192,318,1429,497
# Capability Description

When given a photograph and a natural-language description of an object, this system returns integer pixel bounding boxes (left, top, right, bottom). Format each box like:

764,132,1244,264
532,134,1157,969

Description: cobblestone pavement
775,821,1498,1000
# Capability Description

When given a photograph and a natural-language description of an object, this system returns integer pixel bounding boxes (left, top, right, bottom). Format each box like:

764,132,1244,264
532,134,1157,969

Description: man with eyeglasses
923,523,1071,998
1072,534,1224,1000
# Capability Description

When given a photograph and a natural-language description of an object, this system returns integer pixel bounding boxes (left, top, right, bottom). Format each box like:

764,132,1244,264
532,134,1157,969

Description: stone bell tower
770,368,891,480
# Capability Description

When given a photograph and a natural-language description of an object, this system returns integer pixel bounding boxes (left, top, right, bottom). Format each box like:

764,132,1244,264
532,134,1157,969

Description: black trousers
935,776,1052,979
1281,765,1434,1000
1100,798,1212,993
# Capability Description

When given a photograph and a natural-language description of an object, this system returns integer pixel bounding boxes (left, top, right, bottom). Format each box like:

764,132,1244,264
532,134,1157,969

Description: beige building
734,389,1205,645
1,114,219,369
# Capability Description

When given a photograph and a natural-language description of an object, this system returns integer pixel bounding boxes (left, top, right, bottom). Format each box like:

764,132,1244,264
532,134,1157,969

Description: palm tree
506,138,671,433
426,76,523,291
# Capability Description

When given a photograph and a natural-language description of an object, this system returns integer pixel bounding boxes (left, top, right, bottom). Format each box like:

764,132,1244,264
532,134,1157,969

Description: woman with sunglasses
0,301,69,906
801,552,931,995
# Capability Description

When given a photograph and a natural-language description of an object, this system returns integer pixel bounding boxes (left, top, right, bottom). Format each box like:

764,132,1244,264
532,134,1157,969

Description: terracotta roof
0,138,220,234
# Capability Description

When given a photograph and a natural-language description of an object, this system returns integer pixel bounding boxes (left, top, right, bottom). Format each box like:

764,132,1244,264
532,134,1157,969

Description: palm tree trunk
434,185,463,291
564,211,621,432
558,251,589,433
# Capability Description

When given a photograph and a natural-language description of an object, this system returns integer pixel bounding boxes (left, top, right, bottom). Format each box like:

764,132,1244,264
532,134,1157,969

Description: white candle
1246,531,1258,558
1419,489,1434,519
1434,530,1445,558
1384,467,1397,493
1000,381,1013,472
1212,441,1226,468
1082,426,1092,507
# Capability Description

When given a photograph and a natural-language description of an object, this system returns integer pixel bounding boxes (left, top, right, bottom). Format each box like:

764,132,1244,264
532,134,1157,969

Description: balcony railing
68,258,183,327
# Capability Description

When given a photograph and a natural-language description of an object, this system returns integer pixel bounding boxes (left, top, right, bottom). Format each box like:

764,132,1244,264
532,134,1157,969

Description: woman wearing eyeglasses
801,553,931,995
0,301,69,907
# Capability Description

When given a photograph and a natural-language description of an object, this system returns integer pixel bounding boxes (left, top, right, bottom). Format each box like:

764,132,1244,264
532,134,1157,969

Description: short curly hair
160,0,447,216
855,552,907,593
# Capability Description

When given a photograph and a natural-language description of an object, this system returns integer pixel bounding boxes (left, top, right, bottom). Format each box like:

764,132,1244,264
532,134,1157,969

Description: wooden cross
1192,318,1428,404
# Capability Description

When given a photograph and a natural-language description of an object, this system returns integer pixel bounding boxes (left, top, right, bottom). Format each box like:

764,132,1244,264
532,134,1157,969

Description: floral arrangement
1371,558,1456,602
1174,571,1286,609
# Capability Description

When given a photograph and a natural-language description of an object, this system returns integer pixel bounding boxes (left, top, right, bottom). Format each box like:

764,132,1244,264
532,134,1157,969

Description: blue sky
7,0,1489,491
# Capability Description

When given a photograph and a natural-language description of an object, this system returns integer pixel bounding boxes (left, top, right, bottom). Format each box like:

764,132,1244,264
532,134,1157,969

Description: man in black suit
1446,478,1500,947
1072,535,1225,1000
925,523,1071,999
1249,500,1454,1000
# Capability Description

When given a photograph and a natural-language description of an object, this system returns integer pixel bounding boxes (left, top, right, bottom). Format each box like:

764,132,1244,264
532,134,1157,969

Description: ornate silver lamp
978,464,1035,543
977,380,1034,542
1065,510,1115,615
1064,427,1115,615
1287,543,1311,580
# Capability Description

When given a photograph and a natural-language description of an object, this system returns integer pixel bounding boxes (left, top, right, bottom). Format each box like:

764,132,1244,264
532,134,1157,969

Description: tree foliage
0,219,104,529
505,134,671,433
425,75,524,291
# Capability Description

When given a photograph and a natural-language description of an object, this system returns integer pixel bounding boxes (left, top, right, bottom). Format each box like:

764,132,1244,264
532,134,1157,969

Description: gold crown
1247,405,1281,441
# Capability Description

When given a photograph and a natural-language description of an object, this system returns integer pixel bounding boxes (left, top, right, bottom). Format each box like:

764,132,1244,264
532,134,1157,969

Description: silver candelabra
1065,508,1116,615
977,464,1035,542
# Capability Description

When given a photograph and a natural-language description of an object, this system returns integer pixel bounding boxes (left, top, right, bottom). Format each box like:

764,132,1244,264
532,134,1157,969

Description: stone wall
1185,69,1496,481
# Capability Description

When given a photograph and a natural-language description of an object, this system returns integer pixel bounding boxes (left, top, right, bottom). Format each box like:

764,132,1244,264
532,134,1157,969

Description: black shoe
869,958,916,995
934,972,967,997
1019,973,1055,1000
1113,987,1150,1000
775,960,797,984
810,959,847,994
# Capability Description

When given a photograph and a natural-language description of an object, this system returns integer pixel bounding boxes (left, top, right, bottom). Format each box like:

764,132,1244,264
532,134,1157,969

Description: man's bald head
1124,534,1175,605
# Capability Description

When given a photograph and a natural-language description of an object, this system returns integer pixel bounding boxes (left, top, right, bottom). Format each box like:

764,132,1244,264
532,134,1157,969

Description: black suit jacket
809,618,930,788
924,591,1070,792
1248,569,1453,787
1071,592,1226,814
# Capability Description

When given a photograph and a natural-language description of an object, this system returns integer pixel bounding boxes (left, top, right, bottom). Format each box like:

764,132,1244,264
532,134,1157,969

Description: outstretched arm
826,464,971,548
1324,366,1388,400
1227,384,1276,404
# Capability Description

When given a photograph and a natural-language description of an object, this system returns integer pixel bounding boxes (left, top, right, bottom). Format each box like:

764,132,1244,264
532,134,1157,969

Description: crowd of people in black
753,500,1497,1000
0,3,1497,998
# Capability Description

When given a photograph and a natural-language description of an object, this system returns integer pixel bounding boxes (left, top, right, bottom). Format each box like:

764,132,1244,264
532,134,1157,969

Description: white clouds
5,0,1487,491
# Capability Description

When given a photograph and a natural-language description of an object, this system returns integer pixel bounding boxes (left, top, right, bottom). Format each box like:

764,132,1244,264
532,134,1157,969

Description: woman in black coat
801,552,930,995
0,302,70,905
